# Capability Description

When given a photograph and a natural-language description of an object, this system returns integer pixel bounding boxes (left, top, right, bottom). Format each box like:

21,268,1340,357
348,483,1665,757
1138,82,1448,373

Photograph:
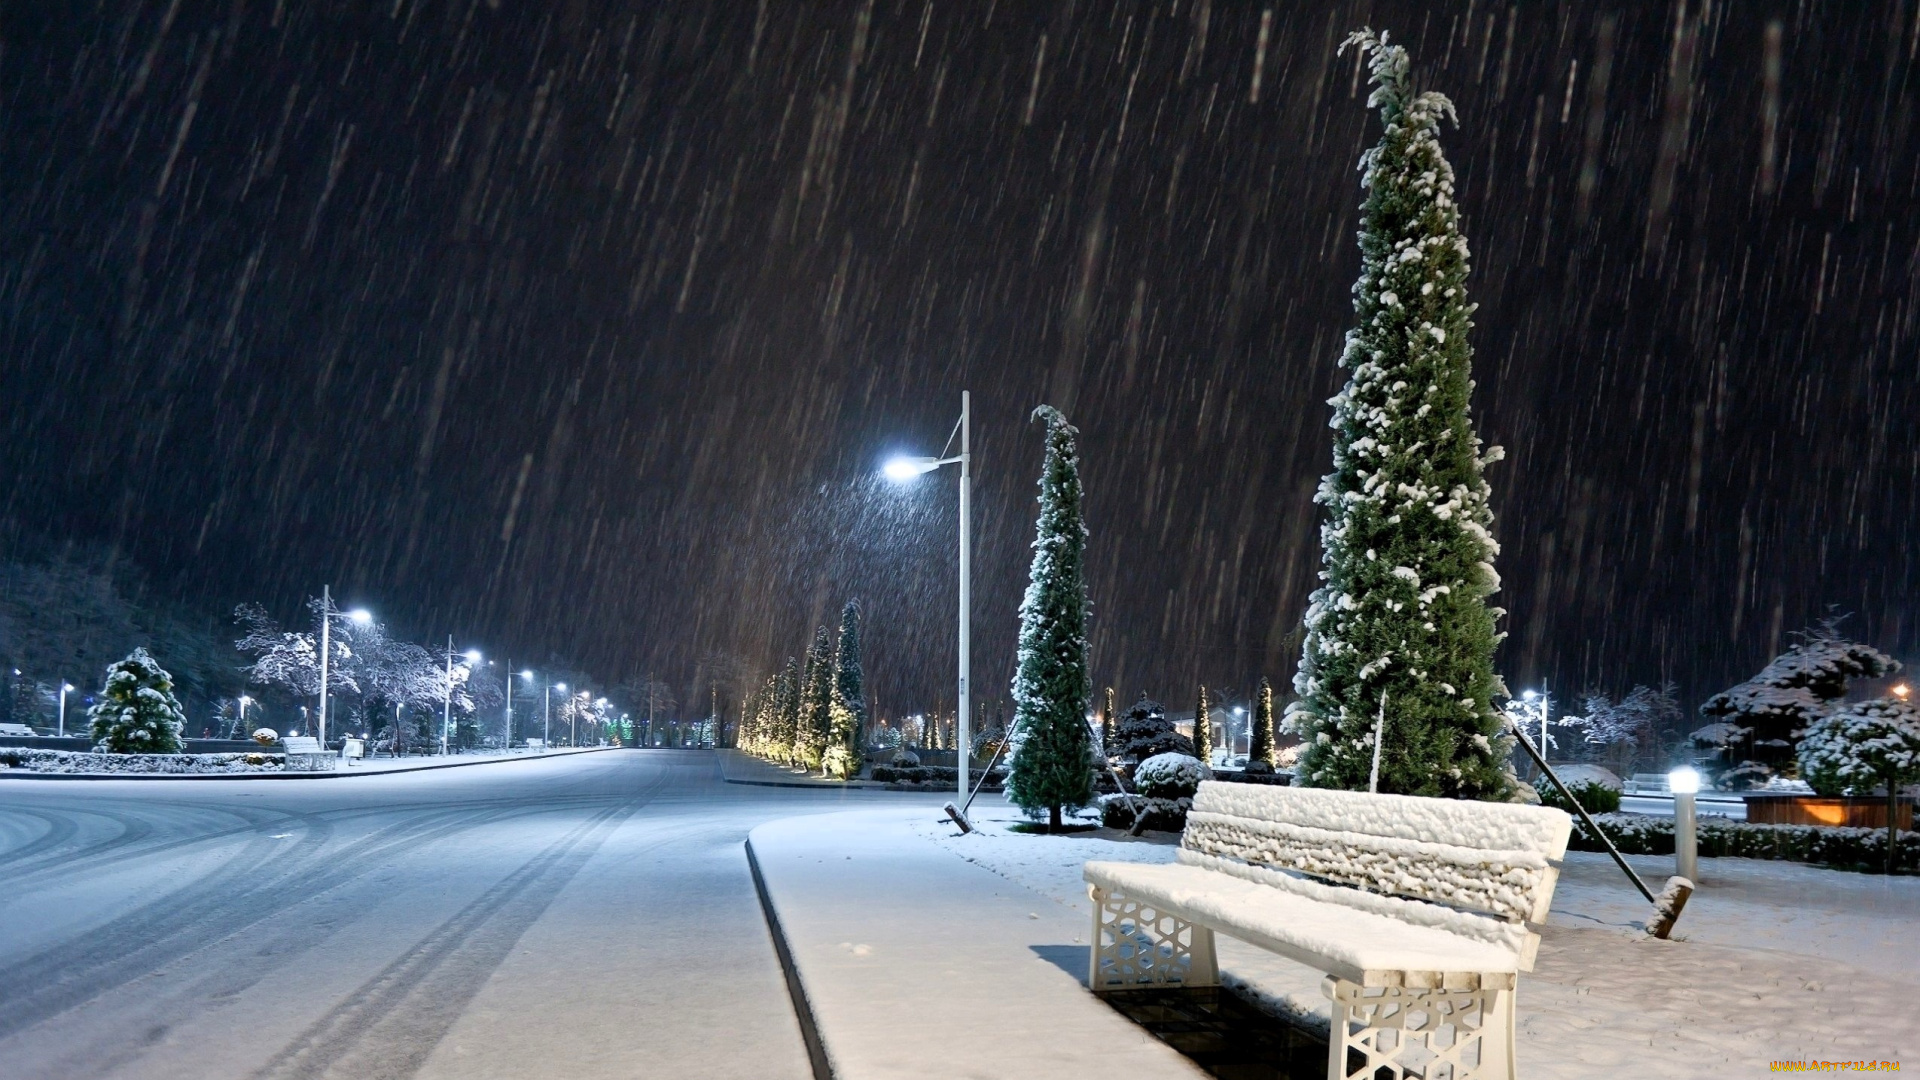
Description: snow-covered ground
918,802,1919,1078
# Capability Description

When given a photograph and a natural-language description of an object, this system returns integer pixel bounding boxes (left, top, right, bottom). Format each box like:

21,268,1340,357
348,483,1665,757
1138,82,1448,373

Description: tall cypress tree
1101,686,1116,758
1191,685,1212,763
1247,677,1278,772
799,625,834,770
776,657,802,764
1007,406,1097,832
833,601,869,750
1290,31,1512,801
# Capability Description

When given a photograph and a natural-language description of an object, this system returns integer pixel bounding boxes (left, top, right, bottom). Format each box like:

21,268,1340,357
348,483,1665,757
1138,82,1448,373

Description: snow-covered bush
1567,811,1920,874
1134,753,1212,799
0,748,283,774
820,745,857,780
1099,793,1193,833
1797,697,1920,798
1533,772,1622,814
890,748,921,767
88,648,186,754
252,727,280,745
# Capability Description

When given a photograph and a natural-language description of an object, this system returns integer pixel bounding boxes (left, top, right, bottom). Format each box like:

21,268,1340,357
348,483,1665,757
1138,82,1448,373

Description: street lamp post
314,586,372,747
58,682,74,737
442,641,481,755
883,390,972,804
502,659,513,752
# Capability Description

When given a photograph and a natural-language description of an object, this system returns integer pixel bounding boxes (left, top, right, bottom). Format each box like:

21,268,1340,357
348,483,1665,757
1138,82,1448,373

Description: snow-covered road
0,750,928,1080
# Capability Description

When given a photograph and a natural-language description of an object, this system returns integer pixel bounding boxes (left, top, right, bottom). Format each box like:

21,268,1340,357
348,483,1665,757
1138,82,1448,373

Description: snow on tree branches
1696,620,1899,788
89,647,187,753
1006,406,1098,831
1288,29,1512,800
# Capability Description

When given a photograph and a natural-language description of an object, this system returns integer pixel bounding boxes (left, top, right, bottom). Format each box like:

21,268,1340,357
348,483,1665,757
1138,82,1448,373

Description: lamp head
1894,683,1912,700
1521,690,1538,701
882,456,941,482
521,670,535,681
1667,766,1701,795
555,682,567,692
62,683,74,692
463,650,482,663
347,609,373,624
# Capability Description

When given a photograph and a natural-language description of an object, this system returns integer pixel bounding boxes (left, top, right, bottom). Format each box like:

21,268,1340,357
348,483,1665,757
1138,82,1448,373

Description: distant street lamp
314,585,372,747
58,682,74,738
1234,705,1248,757
555,683,569,746
1894,683,1912,701
441,640,481,755
883,390,972,803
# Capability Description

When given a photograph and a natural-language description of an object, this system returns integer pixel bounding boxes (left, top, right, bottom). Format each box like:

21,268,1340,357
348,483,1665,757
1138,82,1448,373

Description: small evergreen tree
1247,678,1277,772
1289,31,1512,801
89,647,186,753
1192,685,1212,764
1798,696,1920,873
834,601,869,751
1113,695,1192,764
798,626,834,770
1696,620,1899,788
1006,406,1098,831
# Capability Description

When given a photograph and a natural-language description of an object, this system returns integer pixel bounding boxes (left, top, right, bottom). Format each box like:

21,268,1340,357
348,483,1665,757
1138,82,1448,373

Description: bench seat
1084,856,1523,989
1083,782,1572,1080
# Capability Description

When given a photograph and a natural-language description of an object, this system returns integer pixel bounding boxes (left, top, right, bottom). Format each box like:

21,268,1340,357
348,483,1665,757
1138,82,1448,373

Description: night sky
2,1,1915,719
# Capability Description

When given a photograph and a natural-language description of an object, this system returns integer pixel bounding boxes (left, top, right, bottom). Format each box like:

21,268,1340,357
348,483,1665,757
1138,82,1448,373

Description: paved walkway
747,806,1204,1079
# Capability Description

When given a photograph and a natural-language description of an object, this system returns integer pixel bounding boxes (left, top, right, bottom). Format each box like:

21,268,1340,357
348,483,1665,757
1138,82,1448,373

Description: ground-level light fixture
1668,766,1701,884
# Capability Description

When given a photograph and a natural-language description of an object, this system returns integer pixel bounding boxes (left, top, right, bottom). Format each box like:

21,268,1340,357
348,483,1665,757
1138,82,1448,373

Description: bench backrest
1182,782,1572,924
282,736,322,754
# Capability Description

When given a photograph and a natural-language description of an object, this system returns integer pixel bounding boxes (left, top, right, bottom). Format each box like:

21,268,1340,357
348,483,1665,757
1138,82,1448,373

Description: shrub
1100,793,1193,832
1534,777,1622,814
890,749,921,767
821,745,857,780
1567,811,1920,874
1134,753,1211,799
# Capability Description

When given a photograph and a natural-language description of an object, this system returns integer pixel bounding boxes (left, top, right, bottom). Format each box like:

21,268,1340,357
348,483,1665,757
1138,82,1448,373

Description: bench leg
1323,977,1514,1080
1086,885,1218,992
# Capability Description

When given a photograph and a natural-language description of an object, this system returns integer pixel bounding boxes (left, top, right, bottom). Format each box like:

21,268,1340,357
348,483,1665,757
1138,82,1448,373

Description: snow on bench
280,736,336,771
1083,781,1571,1080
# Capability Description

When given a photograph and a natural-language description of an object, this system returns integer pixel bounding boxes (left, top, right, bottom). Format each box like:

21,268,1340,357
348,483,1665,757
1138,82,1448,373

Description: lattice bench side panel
1323,977,1514,1080
1087,886,1218,990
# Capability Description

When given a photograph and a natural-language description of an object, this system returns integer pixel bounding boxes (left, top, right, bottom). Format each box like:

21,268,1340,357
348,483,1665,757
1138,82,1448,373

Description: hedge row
0,748,285,774
1571,811,1920,873
869,764,1008,786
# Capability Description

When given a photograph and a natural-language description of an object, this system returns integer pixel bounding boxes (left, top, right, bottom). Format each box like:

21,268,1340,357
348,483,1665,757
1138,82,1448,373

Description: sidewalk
0,745,620,781
746,806,1204,1080
909,803,1920,1080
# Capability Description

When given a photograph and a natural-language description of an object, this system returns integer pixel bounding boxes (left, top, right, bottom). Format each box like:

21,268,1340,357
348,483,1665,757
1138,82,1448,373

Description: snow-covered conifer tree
1798,696,1920,872
89,647,187,753
833,601,869,750
1006,406,1098,831
798,626,833,770
1697,621,1899,788
1100,686,1116,758
774,657,802,763
1289,30,1512,800
1191,685,1212,763
1247,677,1278,772
1113,695,1191,765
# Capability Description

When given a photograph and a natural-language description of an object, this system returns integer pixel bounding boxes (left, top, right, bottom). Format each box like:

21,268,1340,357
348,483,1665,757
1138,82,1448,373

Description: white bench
281,736,336,771
1084,781,1571,1080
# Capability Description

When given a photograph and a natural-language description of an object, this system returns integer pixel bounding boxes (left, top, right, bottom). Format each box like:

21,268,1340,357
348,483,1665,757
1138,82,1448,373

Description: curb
0,746,623,781
745,837,834,1080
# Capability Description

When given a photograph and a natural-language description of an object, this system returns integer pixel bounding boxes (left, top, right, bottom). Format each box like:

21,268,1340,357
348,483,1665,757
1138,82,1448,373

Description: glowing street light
882,391,972,802
314,585,374,746
1894,683,1912,701
58,682,75,737
441,642,482,755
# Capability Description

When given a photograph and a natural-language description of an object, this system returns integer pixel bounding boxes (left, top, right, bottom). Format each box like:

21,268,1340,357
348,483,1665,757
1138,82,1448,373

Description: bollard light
1668,767,1700,884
